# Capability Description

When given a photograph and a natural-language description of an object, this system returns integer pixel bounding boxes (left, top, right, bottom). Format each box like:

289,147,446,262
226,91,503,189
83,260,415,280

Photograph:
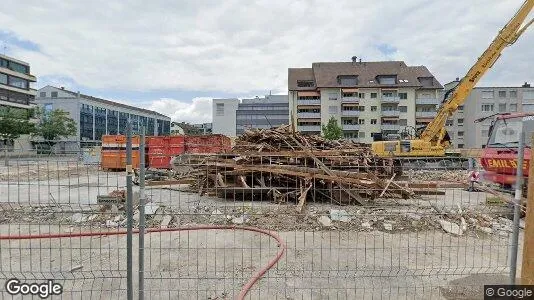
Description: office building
0,54,37,148
35,86,171,143
288,58,443,143
192,123,212,135
212,98,240,136
444,80,534,148
236,94,289,135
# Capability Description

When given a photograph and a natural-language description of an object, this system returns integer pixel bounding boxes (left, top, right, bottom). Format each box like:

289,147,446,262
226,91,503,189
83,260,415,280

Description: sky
1,0,532,123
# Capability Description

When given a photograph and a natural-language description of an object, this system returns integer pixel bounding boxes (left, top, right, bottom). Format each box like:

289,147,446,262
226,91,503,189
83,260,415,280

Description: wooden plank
296,181,312,213
216,173,227,187
238,176,250,188
521,134,534,285
146,178,196,186
379,173,396,198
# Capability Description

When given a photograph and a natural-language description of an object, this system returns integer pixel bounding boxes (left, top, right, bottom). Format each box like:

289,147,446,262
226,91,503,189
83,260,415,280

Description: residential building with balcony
35,86,170,146
0,54,37,148
288,59,442,143
444,79,534,149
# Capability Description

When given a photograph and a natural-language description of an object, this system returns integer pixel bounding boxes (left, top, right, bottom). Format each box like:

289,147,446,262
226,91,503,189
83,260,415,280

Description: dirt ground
0,159,525,299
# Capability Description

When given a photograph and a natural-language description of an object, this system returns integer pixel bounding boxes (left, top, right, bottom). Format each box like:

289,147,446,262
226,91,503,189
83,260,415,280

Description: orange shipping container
184,134,231,154
101,135,141,170
146,136,185,169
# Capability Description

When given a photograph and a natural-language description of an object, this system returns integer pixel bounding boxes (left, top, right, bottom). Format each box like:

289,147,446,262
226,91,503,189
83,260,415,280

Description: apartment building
35,86,171,144
212,94,289,137
288,59,443,143
236,95,289,135
0,54,37,148
444,80,534,148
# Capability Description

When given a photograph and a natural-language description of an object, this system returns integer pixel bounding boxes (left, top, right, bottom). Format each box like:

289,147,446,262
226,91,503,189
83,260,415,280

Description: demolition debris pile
172,126,413,207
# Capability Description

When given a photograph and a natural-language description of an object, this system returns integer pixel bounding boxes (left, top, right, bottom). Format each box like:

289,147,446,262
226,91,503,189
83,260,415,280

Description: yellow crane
371,0,533,162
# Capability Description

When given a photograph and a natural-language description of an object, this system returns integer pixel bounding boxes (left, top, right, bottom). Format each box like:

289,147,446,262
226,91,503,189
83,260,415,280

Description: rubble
439,220,464,236
71,213,86,223
318,216,333,227
330,209,351,222
232,216,246,225
361,221,372,229
106,220,119,227
383,223,393,231
160,215,173,228
145,203,160,215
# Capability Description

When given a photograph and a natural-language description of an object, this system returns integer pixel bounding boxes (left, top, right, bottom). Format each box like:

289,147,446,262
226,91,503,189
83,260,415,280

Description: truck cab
480,112,534,188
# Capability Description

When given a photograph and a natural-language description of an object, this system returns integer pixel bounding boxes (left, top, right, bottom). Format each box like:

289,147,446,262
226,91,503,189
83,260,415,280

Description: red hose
0,224,286,300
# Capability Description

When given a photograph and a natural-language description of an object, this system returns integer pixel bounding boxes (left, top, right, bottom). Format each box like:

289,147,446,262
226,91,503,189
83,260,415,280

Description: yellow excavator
371,0,533,167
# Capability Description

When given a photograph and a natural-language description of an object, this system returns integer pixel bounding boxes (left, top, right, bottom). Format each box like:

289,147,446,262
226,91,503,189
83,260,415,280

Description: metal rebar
126,121,133,300
510,130,525,284
139,125,146,300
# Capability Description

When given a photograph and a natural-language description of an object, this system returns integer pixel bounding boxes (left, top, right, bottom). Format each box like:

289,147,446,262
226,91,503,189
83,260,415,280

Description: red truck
479,112,534,189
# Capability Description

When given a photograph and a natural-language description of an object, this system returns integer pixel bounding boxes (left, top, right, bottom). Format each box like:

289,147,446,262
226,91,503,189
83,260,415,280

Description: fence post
125,121,134,300
139,125,146,300
521,134,534,284
510,130,524,284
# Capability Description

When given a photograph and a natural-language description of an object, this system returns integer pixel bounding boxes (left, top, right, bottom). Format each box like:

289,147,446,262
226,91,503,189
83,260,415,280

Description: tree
33,108,77,142
321,116,343,140
0,107,35,142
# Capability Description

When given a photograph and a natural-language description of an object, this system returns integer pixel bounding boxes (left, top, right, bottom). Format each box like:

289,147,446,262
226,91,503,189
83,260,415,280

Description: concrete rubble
318,216,333,227
330,209,351,223
439,220,464,236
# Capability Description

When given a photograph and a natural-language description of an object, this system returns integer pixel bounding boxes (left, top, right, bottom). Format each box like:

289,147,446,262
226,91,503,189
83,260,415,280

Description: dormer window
418,77,434,87
337,75,358,86
377,75,397,85
297,80,315,87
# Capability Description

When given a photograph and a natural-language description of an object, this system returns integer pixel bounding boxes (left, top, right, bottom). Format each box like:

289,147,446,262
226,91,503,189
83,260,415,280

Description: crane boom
419,0,534,147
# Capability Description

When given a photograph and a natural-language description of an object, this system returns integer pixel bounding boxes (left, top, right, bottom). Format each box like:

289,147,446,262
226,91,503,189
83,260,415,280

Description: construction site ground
0,158,525,299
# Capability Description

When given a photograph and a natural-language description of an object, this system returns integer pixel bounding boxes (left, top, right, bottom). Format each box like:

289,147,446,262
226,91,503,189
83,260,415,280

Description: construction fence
0,127,530,299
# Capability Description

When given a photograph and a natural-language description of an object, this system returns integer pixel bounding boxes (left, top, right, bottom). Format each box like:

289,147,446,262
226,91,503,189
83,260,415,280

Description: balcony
297,99,321,105
297,112,321,118
416,97,439,105
381,110,400,117
341,96,359,103
381,96,400,103
342,124,360,131
381,124,400,131
341,110,360,116
416,111,437,118
298,125,321,132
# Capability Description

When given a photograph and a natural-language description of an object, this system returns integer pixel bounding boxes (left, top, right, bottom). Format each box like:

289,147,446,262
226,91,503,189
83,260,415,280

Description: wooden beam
521,134,534,284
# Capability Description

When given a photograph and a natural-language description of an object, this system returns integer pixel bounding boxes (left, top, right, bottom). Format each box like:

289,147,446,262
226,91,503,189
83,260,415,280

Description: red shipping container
146,136,185,169
185,135,231,154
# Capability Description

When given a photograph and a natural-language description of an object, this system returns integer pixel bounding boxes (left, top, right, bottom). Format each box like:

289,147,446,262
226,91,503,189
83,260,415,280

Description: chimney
351,56,357,63
523,82,531,88
359,58,362,64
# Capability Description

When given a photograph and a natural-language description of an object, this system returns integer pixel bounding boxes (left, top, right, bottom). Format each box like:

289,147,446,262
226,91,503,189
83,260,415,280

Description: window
328,106,338,114
378,76,396,85
371,119,377,125
481,91,494,99
43,103,53,113
328,93,338,101
458,144,464,149
399,93,407,100
8,62,28,74
371,106,377,111
358,93,365,99
525,91,534,100
481,129,489,137
481,104,494,112
399,106,407,113
446,120,453,126
51,91,58,98
418,77,434,86
371,93,377,99
399,119,408,126
458,118,464,125
458,105,464,111
458,131,464,137
358,132,365,138
498,103,506,112
510,103,517,112
358,106,365,112
39,92,46,97
0,73,6,84
498,91,506,98
510,90,517,98
216,103,224,116
297,80,314,87
8,76,27,89
338,75,358,86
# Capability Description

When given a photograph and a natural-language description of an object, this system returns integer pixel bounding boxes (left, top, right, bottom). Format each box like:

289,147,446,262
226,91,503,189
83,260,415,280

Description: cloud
145,98,213,124
0,0,532,95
